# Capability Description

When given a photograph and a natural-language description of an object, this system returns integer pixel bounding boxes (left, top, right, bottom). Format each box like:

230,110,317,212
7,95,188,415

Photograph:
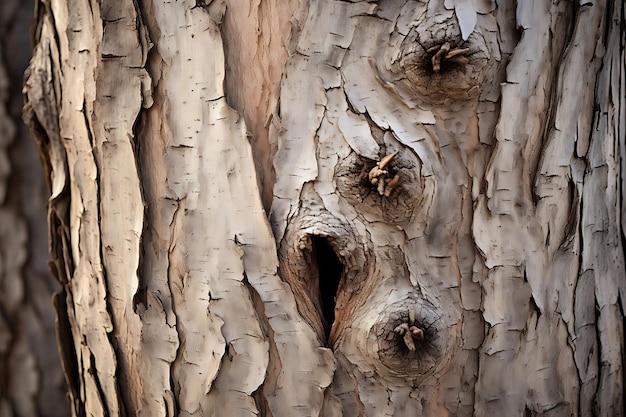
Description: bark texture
22,0,626,416
0,0,69,415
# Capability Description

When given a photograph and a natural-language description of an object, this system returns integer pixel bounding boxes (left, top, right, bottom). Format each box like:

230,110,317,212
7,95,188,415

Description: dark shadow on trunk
311,235,343,343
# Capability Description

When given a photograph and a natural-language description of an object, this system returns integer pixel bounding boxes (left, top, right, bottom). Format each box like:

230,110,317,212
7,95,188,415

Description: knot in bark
335,149,424,227
279,202,370,345
391,22,498,104
342,294,452,385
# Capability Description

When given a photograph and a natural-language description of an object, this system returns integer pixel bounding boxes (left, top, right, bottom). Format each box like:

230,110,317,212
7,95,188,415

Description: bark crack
88,350,111,417
242,272,276,417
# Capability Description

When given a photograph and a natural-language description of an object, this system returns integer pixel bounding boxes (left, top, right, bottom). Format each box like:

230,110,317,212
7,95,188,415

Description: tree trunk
22,0,625,416
0,0,69,415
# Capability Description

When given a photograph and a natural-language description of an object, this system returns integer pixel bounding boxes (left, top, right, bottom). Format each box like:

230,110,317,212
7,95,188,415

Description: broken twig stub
368,150,401,197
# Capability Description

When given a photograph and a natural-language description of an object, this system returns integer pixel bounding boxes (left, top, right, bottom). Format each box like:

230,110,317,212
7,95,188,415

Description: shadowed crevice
311,235,343,343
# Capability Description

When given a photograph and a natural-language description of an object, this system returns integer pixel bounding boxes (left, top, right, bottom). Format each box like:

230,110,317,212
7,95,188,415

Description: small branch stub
427,42,470,73
393,308,424,352
394,323,425,352
370,299,448,381
368,151,401,197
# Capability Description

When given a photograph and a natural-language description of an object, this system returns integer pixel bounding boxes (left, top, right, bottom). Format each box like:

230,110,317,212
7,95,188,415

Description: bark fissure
53,290,82,415
88,350,111,417
242,273,275,417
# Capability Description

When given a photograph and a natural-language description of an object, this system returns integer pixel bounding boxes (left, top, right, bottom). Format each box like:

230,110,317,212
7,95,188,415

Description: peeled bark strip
23,0,625,416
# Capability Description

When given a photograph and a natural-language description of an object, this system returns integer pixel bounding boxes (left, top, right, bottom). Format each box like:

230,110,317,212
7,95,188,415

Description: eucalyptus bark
23,0,625,416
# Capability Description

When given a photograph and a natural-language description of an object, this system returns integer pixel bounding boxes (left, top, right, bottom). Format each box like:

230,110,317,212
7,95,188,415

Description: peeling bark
22,0,625,416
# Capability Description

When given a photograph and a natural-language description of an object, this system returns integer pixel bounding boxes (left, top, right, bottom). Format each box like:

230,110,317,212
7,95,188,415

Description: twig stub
368,151,402,197
430,42,470,73
394,322,425,352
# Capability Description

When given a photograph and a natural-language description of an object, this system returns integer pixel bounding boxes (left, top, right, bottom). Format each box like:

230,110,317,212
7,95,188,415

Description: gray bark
22,0,626,416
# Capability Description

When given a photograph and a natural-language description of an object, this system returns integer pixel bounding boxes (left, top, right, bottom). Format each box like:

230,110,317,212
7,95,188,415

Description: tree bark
0,0,69,415
22,0,625,416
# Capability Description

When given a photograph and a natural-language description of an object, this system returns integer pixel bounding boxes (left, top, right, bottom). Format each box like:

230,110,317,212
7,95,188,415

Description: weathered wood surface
22,0,625,416
0,0,69,415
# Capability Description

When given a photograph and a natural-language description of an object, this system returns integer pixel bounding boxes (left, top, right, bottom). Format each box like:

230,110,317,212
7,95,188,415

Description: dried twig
430,42,470,73
368,151,401,197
